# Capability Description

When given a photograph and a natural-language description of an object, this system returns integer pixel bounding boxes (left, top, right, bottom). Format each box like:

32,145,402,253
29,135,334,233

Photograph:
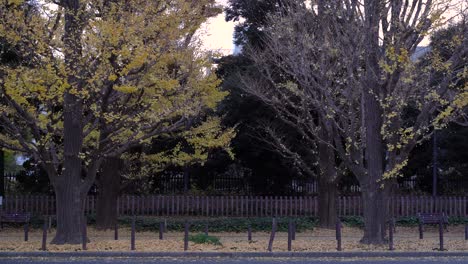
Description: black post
41,216,47,251
465,224,468,241
287,220,292,251
82,217,87,251
24,223,29,242
267,218,277,252
432,130,438,197
159,222,164,240
439,217,444,251
389,218,394,251
336,219,342,251
0,150,4,197
248,224,252,241
131,215,136,251
418,221,424,239
184,220,189,251
204,222,209,236
114,223,119,240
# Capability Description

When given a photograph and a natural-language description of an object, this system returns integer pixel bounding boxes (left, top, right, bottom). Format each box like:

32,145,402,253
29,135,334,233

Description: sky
199,0,236,55
200,0,466,53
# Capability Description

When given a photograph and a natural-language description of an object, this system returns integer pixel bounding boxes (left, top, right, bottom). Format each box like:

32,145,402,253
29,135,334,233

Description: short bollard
248,224,252,241
131,216,136,251
184,221,189,251
82,220,87,251
204,223,209,236
465,224,468,240
418,221,424,239
159,222,164,240
41,217,47,251
336,219,342,251
267,218,277,252
24,223,29,242
438,218,444,251
389,219,394,251
287,220,292,251
114,223,119,240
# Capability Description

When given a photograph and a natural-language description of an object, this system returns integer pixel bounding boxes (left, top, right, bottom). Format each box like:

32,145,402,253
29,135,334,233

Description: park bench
418,212,449,232
0,212,31,229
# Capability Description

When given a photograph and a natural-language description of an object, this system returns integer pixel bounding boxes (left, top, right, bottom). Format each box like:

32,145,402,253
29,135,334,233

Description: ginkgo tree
241,0,467,244
0,0,233,244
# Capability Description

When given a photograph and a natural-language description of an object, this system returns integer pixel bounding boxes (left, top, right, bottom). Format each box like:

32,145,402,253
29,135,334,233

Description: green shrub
188,233,222,245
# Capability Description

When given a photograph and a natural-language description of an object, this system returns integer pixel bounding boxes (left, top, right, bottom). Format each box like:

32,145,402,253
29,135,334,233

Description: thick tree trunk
96,158,122,230
360,183,387,244
51,181,85,244
317,128,338,229
360,89,387,244
317,177,337,229
359,0,387,245
51,91,84,244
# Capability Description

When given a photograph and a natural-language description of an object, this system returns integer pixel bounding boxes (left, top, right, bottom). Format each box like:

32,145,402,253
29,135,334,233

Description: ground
0,226,466,252
1,257,468,264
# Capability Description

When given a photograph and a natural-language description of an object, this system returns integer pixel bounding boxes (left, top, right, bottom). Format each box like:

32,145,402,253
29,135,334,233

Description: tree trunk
51,180,84,244
96,158,122,230
360,182,387,244
317,177,337,229
359,0,387,245
317,128,338,229
50,0,86,244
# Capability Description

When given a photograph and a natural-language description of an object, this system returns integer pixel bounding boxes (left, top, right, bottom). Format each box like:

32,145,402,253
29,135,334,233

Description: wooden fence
1,195,467,217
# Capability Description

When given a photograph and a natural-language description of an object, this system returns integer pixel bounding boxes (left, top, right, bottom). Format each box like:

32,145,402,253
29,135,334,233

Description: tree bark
317,177,337,229
51,0,86,244
96,157,122,230
317,128,338,229
51,178,84,244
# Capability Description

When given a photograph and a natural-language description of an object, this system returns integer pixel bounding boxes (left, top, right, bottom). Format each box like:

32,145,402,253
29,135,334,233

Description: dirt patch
0,226,466,252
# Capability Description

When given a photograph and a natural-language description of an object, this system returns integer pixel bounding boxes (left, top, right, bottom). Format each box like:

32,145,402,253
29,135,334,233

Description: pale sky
200,0,236,55
200,0,466,54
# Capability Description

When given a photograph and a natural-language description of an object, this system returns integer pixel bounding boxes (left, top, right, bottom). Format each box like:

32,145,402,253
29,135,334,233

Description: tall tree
224,0,340,227
241,0,467,244
93,0,227,230
0,0,230,244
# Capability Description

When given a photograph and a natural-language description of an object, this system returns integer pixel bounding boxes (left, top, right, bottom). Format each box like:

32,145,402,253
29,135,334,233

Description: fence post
41,216,47,251
388,218,394,251
131,215,136,251
114,223,118,240
267,218,277,252
24,222,29,242
159,222,164,240
82,216,87,251
439,217,444,251
336,218,342,251
287,219,292,251
184,220,189,251
248,224,252,241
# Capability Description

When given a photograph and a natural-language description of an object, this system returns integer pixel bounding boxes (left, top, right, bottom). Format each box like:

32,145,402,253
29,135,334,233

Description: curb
1,251,468,258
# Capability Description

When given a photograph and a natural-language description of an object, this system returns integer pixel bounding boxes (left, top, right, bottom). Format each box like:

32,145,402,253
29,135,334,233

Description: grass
188,233,222,246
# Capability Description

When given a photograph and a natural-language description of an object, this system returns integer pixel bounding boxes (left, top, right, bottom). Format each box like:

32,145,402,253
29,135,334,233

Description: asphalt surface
1,257,468,264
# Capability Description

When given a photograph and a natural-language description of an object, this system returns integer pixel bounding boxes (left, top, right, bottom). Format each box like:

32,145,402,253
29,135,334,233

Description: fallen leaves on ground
0,226,466,252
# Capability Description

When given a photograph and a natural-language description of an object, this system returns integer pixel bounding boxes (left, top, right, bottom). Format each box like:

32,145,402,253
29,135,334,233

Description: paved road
1,257,468,264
